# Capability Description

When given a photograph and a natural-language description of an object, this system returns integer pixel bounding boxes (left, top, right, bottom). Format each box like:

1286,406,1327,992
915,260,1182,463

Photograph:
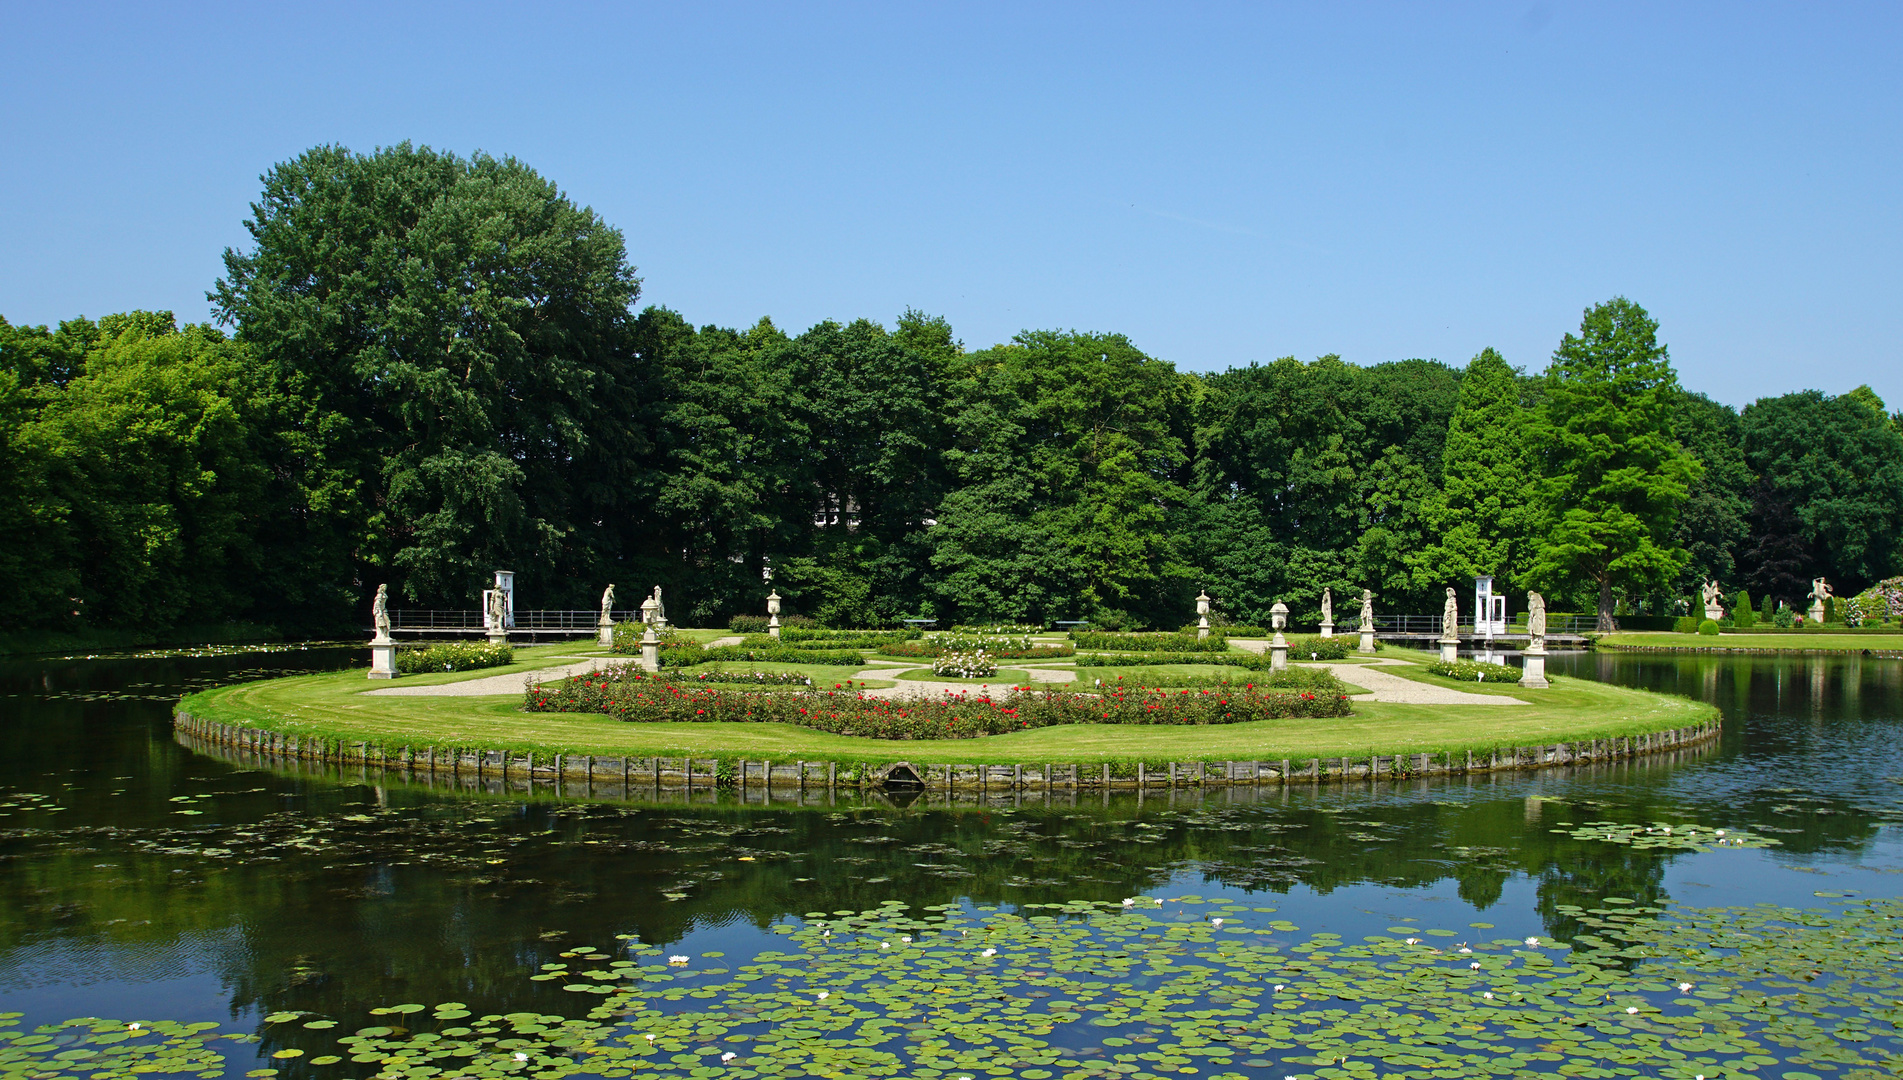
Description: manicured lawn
1599,631,1903,652
179,660,1713,766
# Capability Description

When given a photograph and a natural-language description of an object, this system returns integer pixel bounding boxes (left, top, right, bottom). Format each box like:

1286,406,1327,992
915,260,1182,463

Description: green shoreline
1598,630,1903,654
172,649,1718,782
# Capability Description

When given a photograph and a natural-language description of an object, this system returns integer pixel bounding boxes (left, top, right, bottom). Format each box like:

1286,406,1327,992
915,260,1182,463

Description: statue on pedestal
601,583,616,616
1809,577,1832,622
1527,590,1547,647
1441,587,1459,639
1701,578,1725,621
650,585,667,627
372,584,391,640
1359,589,1374,631
487,588,507,632
1321,587,1333,624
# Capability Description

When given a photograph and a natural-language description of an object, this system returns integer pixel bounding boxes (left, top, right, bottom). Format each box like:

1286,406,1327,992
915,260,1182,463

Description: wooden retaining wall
172,710,1721,792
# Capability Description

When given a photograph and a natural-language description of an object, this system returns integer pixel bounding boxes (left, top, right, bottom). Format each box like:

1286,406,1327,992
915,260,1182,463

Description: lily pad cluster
1553,821,1779,850
10,897,1903,1080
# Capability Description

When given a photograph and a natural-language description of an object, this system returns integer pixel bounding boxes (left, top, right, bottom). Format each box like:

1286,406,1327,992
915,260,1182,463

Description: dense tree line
4,144,1900,636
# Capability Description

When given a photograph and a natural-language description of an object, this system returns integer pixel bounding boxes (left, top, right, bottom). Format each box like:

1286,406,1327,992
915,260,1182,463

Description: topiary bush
1697,619,1720,636
1290,635,1352,660
1673,616,1700,634
395,640,513,674
1733,590,1755,629
728,614,770,634
1425,658,1521,683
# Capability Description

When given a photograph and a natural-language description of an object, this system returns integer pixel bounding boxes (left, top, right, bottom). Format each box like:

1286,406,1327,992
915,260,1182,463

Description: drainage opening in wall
876,762,924,791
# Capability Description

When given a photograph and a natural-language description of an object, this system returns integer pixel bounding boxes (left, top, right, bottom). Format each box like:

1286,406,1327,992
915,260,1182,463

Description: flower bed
878,633,1074,660
671,644,866,667
394,641,513,674
523,666,1350,738
932,650,996,678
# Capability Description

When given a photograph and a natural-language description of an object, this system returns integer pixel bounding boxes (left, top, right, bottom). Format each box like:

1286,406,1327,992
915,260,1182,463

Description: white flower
721,1052,736,1063
1458,947,1472,954
1405,937,1420,945
1626,1006,1639,1014
1470,962,1481,969
1678,982,1693,991
899,936,911,943
1483,992,1493,999
128,1023,141,1030
1272,984,1284,991
1211,918,1224,927
667,955,689,965
880,942,890,950
980,948,997,957
1121,898,1135,906
1715,830,1726,837
514,1053,530,1062
1525,936,1540,946
817,990,830,1000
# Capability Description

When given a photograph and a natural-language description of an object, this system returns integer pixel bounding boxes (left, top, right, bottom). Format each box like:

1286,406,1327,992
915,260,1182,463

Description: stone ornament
1441,587,1459,640
1809,577,1832,622
1527,590,1547,644
1701,578,1725,620
1359,589,1374,631
372,583,391,638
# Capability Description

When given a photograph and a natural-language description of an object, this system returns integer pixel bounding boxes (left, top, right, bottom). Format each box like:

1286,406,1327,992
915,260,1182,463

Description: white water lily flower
980,948,997,957
1483,992,1493,999
514,1053,530,1062
128,1023,141,1030
1678,982,1693,991
1458,947,1472,954
817,991,829,1000
721,1052,736,1063
1272,984,1284,991
1525,936,1540,946
1715,830,1726,837
644,1034,656,1042
1470,962,1481,969
1211,918,1224,927
880,942,890,950
1121,898,1135,906
900,936,912,943
1405,937,1420,945
667,955,690,965
1626,1006,1639,1014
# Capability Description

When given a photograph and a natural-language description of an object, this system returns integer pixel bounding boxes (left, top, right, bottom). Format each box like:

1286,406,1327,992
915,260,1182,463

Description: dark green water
2,645,1900,1074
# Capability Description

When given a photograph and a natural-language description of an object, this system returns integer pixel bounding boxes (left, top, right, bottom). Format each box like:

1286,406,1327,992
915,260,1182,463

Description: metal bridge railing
1373,614,1599,636
387,609,641,633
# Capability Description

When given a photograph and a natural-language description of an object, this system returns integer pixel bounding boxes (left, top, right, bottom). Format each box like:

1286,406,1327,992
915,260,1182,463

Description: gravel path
1342,659,1526,704
365,658,605,697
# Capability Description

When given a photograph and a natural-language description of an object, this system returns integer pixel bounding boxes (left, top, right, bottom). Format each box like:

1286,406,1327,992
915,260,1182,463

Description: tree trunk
1596,577,1617,632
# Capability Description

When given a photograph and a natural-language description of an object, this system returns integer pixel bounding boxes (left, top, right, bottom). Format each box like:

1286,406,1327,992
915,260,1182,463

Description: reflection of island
8,643,1897,1046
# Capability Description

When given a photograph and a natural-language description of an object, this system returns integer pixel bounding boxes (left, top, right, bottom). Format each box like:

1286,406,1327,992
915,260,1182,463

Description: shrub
1772,605,1795,628
523,666,1352,738
950,623,1042,635
779,627,920,645
1290,635,1352,660
1081,667,1344,694
1074,651,1272,670
728,614,770,634
932,650,996,678
1823,597,1836,624
1071,631,1231,653
665,668,813,686
878,633,1073,660
1697,619,1720,636
395,640,513,674
677,644,866,667
1425,658,1521,683
1732,590,1755,628
1674,616,1700,634
1760,593,1774,624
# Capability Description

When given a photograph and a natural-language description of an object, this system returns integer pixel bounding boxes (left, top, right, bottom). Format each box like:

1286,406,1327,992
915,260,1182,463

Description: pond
2,646,1899,1078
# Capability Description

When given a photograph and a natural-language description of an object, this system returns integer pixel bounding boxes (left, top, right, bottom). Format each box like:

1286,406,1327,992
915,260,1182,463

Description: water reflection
0,645,1898,1040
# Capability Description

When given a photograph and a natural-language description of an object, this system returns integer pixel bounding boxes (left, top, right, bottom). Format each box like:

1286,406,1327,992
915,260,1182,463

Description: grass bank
1599,631,1903,653
177,656,1713,766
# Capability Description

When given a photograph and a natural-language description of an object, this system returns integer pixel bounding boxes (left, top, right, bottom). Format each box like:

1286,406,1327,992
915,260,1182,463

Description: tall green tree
211,143,646,610
1420,348,1541,591
1669,391,1752,603
1738,387,1903,598
929,331,1196,626
1525,298,1701,630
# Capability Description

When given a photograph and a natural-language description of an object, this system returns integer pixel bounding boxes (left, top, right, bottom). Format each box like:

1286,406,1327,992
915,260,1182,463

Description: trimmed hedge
524,667,1351,739
1073,651,1273,670
1290,635,1352,661
877,641,1075,660
667,643,867,667
395,641,513,674
1070,632,1233,653
779,627,921,645
1426,658,1522,683
1698,619,1720,636
1082,667,1345,694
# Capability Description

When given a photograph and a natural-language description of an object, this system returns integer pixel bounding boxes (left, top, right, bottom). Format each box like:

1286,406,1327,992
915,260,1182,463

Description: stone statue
1527,590,1547,642
1809,577,1833,622
372,584,390,637
1701,578,1724,620
1359,589,1374,631
1320,588,1333,625
600,584,615,619
1442,587,1459,638
651,585,667,626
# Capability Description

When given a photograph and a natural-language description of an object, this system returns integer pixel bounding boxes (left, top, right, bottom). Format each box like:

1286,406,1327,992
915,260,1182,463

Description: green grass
177,655,1713,766
893,668,1034,684
1599,631,1903,652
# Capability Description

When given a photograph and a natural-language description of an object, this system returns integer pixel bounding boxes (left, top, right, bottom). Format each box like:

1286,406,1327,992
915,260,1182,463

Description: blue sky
3,1,1897,407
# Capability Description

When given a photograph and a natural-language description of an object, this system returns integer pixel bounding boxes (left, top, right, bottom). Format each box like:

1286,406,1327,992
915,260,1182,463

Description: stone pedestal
1197,617,1210,641
1704,603,1723,622
1358,628,1375,653
1269,632,1288,672
1808,601,1826,624
768,615,781,638
1438,635,1459,664
1519,646,1550,689
487,628,508,646
598,619,615,647
639,625,661,673
368,635,399,679
1319,621,1333,638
